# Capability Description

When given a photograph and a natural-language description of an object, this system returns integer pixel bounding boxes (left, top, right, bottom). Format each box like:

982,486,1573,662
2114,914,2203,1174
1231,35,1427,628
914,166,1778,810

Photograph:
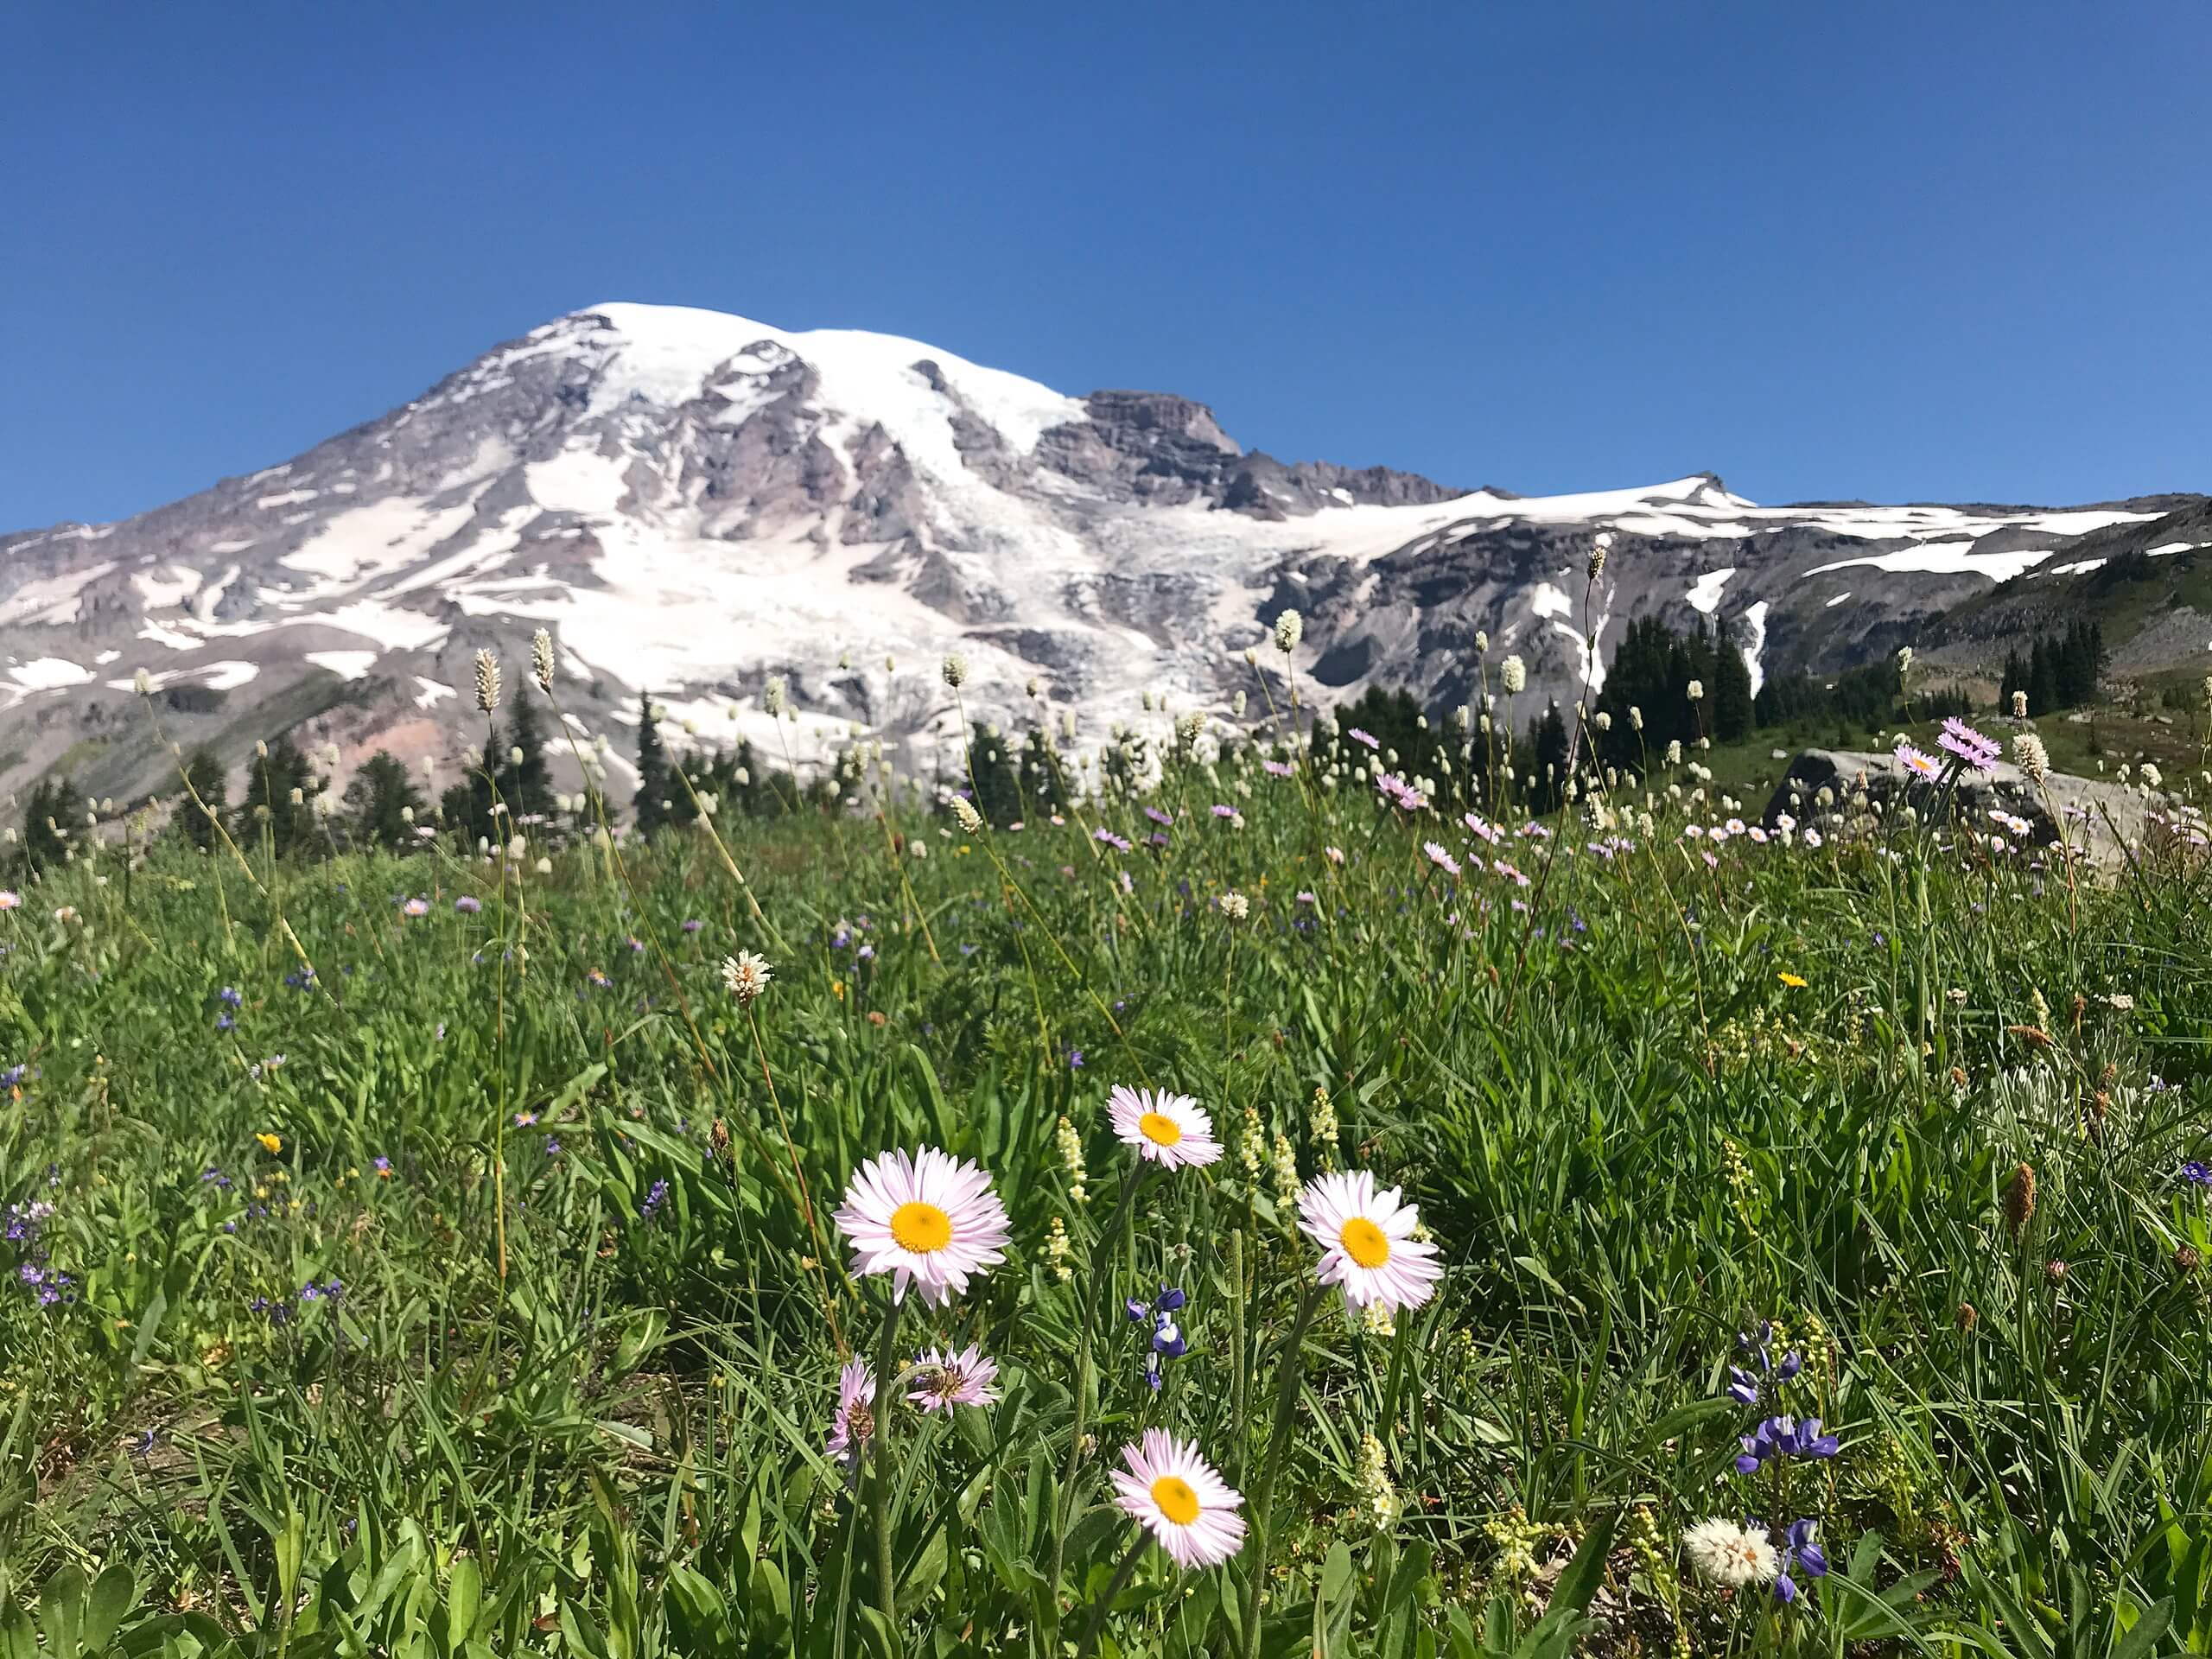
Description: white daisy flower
833,1147,1011,1306
1111,1429,1246,1569
1297,1170,1443,1313
1108,1084,1223,1171
1683,1517,1778,1587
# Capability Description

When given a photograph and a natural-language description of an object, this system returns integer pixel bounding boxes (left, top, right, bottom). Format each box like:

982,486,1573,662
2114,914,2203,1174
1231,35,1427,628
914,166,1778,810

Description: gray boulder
1762,747,2170,865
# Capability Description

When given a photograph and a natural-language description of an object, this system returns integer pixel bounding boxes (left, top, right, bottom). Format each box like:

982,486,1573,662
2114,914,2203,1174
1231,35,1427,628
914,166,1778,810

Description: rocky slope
1,302,2199,801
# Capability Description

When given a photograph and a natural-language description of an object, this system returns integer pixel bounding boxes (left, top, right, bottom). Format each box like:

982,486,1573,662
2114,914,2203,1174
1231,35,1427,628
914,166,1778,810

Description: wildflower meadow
3,632,2210,1659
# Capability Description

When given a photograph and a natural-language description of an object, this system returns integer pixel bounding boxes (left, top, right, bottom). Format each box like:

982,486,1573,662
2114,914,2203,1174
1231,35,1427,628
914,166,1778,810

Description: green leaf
443,1560,480,1647
82,1565,137,1653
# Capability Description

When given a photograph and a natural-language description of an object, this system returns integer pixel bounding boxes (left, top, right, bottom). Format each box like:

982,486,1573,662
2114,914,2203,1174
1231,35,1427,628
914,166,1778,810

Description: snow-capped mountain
2,301,2202,801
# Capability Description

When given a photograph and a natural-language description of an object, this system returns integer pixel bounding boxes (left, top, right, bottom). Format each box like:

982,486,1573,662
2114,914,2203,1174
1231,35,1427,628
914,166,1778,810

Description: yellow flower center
1150,1474,1201,1526
889,1200,953,1254
1340,1217,1392,1269
1138,1111,1183,1147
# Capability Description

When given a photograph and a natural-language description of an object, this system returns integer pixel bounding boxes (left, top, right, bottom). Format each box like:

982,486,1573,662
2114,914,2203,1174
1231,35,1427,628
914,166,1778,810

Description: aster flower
907,1344,999,1412
1298,1170,1443,1313
1109,1084,1223,1170
833,1147,1011,1306
1939,716,2001,775
1423,841,1462,877
825,1359,877,1467
401,897,429,918
1683,1518,1778,1588
1895,743,1942,782
1347,727,1380,751
1111,1430,1246,1569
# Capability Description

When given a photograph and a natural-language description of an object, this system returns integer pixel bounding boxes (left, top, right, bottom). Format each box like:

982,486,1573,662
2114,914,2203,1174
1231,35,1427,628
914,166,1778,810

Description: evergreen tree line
1998,621,2104,718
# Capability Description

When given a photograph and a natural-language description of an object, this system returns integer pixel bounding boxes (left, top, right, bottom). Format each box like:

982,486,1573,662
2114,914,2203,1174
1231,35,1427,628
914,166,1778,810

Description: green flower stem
1076,1530,1153,1659
1049,1160,1155,1629
869,1293,906,1630
1240,1279,1327,1659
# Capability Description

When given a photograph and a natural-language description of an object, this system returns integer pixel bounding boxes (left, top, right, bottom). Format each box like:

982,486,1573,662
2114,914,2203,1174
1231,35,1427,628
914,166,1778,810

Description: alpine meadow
3,616,2210,1659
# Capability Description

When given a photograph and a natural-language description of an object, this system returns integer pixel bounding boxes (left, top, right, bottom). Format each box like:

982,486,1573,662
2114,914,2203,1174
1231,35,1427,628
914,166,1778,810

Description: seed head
1273,609,1303,653
941,652,968,689
1587,533,1611,580
474,650,502,714
1501,656,1527,695
2003,1161,2037,1237
950,796,984,834
1687,678,1705,702
2012,690,2028,719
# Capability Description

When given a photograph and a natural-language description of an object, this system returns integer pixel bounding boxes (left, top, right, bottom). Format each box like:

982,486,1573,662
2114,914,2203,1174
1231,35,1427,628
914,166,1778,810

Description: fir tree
234,738,323,856
633,694,670,836
343,751,427,850
180,748,227,852
498,696,556,821
1711,617,1756,743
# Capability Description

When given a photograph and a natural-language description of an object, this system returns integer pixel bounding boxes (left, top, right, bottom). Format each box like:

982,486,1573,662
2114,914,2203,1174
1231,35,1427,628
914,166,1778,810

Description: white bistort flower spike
720,951,772,1005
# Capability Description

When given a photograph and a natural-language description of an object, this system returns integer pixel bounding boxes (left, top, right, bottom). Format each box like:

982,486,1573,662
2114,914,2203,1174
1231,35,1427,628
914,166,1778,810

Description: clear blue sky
5,1,2206,531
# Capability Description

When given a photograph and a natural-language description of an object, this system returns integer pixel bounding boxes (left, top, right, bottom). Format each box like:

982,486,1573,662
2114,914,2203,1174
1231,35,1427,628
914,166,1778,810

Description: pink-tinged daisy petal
1110,1429,1246,1568
1107,1084,1224,1171
1297,1170,1443,1314
907,1344,1000,1412
832,1147,1011,1306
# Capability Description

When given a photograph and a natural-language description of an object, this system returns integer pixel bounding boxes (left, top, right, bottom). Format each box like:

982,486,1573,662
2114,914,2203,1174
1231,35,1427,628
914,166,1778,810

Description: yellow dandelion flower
1777,972,1807,988
256,1132,283,1153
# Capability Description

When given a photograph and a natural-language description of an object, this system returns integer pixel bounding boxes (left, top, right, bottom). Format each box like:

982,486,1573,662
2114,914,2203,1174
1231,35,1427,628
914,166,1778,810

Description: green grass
2,734,2209,1658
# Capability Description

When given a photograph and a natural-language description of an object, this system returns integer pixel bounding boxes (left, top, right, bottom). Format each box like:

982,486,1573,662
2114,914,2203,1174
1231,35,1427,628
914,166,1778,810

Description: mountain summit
1,302,2202,799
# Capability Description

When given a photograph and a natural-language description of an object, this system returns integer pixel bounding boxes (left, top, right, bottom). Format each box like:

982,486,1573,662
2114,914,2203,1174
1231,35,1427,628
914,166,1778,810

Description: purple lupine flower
682,918,703,934
1066,1048,1084,1070
1774,1518,1828,1603
639,1179,669,1223
219,986,243,1007
2183,1160,2212,1189
1737,1414,1840,1474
